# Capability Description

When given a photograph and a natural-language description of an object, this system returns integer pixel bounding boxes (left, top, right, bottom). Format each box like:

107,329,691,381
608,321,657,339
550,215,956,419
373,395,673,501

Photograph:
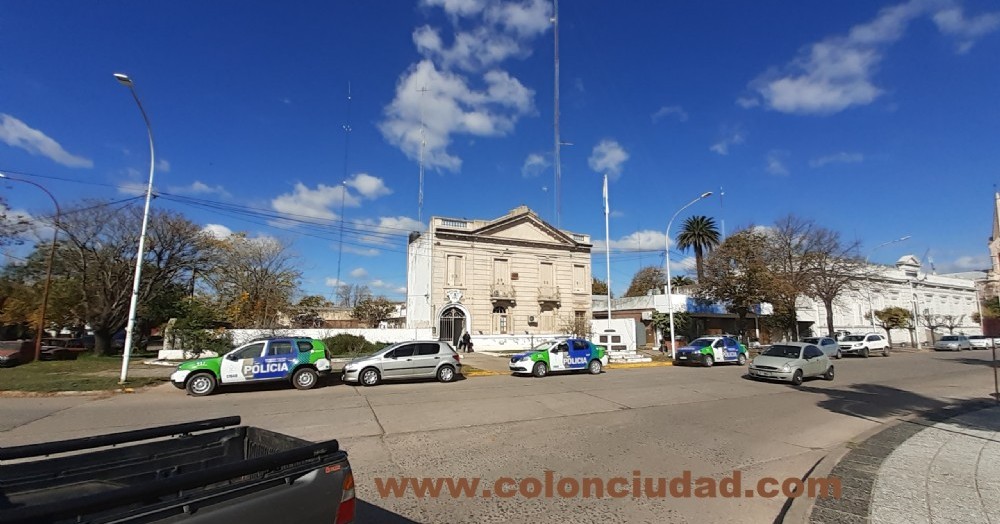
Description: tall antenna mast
334,82,352,301
719,186,726,239
553,0,561,228
418,85,428,225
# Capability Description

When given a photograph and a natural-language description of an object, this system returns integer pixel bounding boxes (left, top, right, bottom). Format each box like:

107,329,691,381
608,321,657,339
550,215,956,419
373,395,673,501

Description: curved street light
0,173,60,363
114,72,156,384
865,235,911,332
664,191,712,358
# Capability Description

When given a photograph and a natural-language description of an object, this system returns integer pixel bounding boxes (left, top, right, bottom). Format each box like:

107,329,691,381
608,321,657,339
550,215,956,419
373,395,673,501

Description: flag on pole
602,173,609,215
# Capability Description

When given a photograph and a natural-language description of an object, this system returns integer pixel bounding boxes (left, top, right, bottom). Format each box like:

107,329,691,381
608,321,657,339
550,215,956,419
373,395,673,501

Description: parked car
934,335,972,351
39,338,87,361
0,340,35,367
968,335,992,349
838,333,889,358
747,342,835,386
342,340,462,386
802,337,842,359
171,337,332,396
673,336,748,367
509,338,608,377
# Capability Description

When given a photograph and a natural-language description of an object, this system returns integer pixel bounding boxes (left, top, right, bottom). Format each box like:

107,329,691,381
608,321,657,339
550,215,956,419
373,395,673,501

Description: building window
573,265,586,294
494,259,510,285
493,306,509,334
446,254,465,287
539,262,554,287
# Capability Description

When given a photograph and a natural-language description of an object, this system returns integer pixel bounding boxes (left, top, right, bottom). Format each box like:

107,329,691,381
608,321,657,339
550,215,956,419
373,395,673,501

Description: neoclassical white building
799,255,980,344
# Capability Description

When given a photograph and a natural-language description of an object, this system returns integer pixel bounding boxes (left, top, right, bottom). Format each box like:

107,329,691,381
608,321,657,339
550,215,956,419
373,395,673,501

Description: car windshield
802,338,820,344
940,336,959,341
970,336,986,340
688,338,715,347
842,335,865,342
762,345,802,359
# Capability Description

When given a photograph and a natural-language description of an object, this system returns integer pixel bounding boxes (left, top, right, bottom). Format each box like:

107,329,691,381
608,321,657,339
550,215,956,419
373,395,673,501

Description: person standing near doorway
461,331,472,353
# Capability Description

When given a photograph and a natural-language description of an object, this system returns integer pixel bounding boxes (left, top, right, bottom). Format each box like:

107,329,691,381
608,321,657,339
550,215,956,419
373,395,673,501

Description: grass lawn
0,354,167,392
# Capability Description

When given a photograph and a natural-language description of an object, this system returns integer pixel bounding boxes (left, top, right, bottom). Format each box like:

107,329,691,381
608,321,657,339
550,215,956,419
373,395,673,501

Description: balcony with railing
537,286,560,303
490,283,516,302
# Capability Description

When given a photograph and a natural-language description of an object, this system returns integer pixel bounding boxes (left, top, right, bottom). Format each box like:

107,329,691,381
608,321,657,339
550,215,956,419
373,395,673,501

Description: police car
509,338,609,377
673,336,748,367
171,337,332,396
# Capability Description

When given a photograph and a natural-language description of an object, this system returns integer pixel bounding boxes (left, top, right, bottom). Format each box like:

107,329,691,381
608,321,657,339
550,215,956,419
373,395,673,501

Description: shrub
322,334,392,356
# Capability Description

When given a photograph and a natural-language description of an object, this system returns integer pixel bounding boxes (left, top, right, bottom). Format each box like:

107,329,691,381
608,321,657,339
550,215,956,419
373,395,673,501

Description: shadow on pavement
933,357,999,368
356,499,420,523
797,383,999,428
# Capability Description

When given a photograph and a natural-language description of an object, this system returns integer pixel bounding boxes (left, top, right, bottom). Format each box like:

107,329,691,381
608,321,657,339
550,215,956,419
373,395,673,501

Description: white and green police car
171,337,332,396
509,338,609,377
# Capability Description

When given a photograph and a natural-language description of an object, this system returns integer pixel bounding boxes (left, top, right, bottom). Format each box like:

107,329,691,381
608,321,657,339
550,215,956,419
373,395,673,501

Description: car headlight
781,364,791,372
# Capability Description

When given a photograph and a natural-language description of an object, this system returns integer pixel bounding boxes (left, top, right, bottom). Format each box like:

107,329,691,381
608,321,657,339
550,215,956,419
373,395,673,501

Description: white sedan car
968,336,992,350
747,342,834,386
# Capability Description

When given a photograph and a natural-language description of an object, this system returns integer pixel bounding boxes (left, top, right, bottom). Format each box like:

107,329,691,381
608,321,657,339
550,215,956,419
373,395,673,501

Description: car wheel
737,353,747,366
186,373,216,397
824,366,835,381
292,368,318,390
532,362,548,378
882,347,890,357
836,350,842,360
360,367,381,387
588,359,602,375
861,347,870,358
791,369,804,386
703,354,714,367
437,365,456,383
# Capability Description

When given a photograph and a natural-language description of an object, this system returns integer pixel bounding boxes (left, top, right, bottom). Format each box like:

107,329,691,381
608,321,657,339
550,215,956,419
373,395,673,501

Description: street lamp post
664,191,712,359
865,235,911,332
114,73,156,384
0,173,60,363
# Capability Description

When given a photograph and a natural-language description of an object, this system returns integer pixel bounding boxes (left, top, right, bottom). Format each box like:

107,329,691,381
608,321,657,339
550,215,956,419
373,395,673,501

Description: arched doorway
439,306,466,345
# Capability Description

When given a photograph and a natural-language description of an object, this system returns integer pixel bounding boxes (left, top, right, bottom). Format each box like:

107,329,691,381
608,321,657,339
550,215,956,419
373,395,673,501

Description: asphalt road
1,349,997,523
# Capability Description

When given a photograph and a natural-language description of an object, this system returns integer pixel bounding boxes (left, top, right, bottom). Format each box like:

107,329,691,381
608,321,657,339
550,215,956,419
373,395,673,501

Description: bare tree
763,216,828,339
53,202,218,355
940,314,966,334
624,266,667,298
202,234,301,329
807,228,866,337
335,283,372,308
919,312,945,344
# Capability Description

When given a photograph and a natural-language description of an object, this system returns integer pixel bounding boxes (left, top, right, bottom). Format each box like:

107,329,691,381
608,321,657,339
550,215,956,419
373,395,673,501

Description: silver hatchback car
342,340,462,386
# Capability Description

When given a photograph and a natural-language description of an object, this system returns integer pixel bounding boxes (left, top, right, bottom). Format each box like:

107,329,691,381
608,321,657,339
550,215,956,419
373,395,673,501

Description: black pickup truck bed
0,417,354,524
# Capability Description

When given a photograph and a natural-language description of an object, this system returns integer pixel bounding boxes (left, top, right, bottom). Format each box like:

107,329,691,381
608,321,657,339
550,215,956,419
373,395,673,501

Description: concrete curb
607,361,673,369
782,397,999,523
0,387,146,398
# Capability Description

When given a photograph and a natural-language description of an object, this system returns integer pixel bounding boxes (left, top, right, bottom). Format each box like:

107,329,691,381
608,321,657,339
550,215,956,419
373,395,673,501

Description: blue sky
1,0,999,299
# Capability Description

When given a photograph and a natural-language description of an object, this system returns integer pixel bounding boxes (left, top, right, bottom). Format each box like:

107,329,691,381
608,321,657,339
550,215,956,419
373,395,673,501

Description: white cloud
350,267,368,278
395,286,408,294
588,139,629,180
710,128,745,155
271,182,360,222
343,246,381,257
736,97,760,109
592,230,667,254
933,7,1000,53
747,1,1000,115
381,0,548,172
156,158,171,172
610,210,625,219
357,216,426,245
521,152,549,177
202,224,233,239
370,279,388,288
765,150,790,176
0,114,93,168
937,254,991,273
170,181,230,197
325,277,346,288
117,180,148,196
651,105,688,122
810,152,864,168
346,173,392,199
676,256,697,272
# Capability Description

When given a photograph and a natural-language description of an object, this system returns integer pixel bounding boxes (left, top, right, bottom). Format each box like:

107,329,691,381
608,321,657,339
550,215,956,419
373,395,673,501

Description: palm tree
671,275,695,288
676,216,721,281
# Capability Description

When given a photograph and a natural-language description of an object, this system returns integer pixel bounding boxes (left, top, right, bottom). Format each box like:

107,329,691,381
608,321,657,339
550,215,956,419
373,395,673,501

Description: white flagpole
604,174,612,333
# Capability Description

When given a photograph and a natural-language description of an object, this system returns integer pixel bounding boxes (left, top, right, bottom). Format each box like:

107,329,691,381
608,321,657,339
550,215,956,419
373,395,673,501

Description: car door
220,342,266,384
549,341,569,371
410,342,442,378
565,340,591,370
721,337,740,362
821,338,837,358
382,344,417,378
803,345,824,376
259,339,297,380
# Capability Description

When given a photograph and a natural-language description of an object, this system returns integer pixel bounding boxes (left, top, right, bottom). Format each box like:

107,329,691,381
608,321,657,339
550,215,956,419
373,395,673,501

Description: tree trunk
694,246,704,281
824,298,835,337
884,328,893,348
93,329,113,357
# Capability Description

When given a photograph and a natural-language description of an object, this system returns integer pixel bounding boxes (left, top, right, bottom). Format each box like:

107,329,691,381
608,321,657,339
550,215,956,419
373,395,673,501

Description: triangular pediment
474,214,574,245
896,255,921,268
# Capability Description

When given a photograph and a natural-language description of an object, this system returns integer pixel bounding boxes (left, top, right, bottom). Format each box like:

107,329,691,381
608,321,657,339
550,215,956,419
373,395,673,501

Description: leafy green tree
169,296,234,357
676,216,721,281
698,228,774,337
291,295,331,328
867,306,912,347
624,266,667,298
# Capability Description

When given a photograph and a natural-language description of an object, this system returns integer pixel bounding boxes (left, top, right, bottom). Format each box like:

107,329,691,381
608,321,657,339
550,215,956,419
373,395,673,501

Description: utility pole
552,0,561,227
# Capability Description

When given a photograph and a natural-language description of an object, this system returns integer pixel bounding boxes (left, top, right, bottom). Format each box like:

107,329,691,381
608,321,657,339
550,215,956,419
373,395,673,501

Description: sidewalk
807,400,1000,524
457,351,512,373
